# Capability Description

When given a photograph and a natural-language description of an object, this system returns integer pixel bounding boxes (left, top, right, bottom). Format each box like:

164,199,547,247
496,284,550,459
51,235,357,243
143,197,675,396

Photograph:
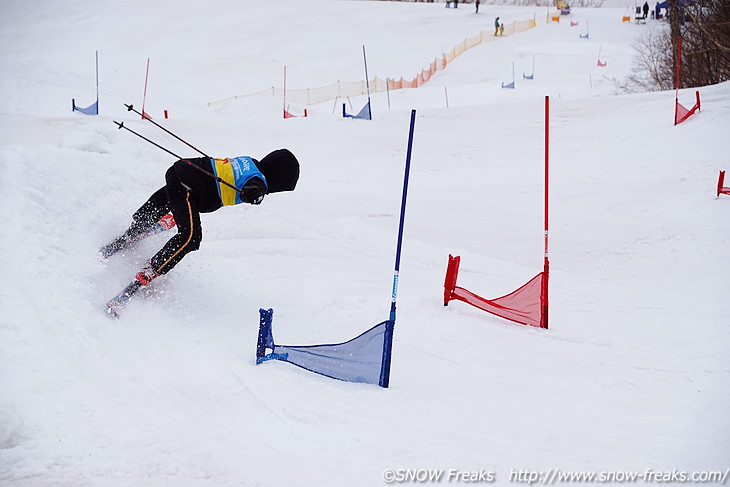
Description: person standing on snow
494,17,500,36
101,149,300,316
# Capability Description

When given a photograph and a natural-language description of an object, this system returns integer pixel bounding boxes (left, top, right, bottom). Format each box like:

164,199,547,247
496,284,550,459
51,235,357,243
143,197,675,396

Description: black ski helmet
256,149,300,193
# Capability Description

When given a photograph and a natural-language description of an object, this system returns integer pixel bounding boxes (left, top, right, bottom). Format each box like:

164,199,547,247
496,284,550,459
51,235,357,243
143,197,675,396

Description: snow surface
1,0,729,486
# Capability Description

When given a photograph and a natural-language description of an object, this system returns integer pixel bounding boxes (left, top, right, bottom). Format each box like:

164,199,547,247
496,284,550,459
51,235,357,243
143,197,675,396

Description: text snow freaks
383,469,496,484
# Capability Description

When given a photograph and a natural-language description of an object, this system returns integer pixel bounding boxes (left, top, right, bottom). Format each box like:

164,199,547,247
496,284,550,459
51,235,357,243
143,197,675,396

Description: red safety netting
444,255,547,328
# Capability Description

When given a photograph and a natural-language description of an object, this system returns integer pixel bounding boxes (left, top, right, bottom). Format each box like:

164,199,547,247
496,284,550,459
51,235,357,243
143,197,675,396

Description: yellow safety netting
208,17,536,108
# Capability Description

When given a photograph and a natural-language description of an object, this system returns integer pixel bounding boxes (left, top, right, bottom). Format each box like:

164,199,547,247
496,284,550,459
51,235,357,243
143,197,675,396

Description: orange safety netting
208,17,537,108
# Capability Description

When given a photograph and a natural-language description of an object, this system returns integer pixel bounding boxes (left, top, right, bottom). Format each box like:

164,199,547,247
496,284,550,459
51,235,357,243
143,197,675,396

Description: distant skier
101,149,300,316
494,17,500,36
475,0,480,13
642,1,649,18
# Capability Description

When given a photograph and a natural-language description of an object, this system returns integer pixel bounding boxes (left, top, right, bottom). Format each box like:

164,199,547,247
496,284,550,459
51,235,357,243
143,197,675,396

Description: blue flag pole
380,108,416,387
362,45,372,120
389,109,416,323
94,50,99,114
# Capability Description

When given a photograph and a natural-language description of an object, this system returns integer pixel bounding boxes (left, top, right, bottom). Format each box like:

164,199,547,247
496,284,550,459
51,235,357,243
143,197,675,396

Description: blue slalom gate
255,110,417,387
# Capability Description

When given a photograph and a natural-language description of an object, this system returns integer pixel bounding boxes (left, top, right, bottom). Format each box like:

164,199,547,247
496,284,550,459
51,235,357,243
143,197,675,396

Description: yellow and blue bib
210,156,267,206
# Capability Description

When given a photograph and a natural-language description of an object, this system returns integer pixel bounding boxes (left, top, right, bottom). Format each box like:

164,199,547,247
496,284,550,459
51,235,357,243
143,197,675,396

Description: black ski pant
127,163,203,276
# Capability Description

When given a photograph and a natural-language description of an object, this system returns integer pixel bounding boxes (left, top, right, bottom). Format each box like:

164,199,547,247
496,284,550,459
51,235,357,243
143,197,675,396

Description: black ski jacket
173,157,267,213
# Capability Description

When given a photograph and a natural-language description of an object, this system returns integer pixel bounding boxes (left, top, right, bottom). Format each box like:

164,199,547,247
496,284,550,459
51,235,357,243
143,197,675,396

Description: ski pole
113,120,245,195
114,120,181,159
125,103,210,158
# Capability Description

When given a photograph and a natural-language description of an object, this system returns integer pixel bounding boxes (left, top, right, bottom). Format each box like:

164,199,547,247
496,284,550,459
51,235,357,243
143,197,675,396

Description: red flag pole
542,95,550,329
283,65,287,118
675,37,683,93
674,37,682,125
142,58,151,120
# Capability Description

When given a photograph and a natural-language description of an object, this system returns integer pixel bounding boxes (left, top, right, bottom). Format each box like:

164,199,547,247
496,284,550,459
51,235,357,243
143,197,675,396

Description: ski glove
241,178,267,205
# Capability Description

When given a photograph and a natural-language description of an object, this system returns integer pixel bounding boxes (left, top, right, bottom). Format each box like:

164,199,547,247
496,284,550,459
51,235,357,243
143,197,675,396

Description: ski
99,213,176,260
105,280,143,318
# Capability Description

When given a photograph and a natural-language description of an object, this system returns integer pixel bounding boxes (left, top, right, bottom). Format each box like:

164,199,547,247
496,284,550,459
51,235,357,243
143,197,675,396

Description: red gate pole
283,65,287,119
674,37,682,125
142,58,151,120
542,95,550,329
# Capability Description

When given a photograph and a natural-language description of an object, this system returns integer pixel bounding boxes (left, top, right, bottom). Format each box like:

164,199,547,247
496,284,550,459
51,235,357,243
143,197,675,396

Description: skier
101,149,300,316
494,17,501,36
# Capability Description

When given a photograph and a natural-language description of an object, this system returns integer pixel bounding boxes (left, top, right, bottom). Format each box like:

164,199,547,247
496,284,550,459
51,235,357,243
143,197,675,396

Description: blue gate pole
362,45,372,120
389,109,416,323
95,50,99,114
381,109,416,388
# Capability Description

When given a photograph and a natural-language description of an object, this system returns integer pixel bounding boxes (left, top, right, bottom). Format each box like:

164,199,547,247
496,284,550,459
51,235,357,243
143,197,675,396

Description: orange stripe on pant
156,191,196,274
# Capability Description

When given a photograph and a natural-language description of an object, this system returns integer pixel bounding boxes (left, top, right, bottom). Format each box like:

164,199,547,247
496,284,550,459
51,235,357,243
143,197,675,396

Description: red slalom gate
443,96,550,329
